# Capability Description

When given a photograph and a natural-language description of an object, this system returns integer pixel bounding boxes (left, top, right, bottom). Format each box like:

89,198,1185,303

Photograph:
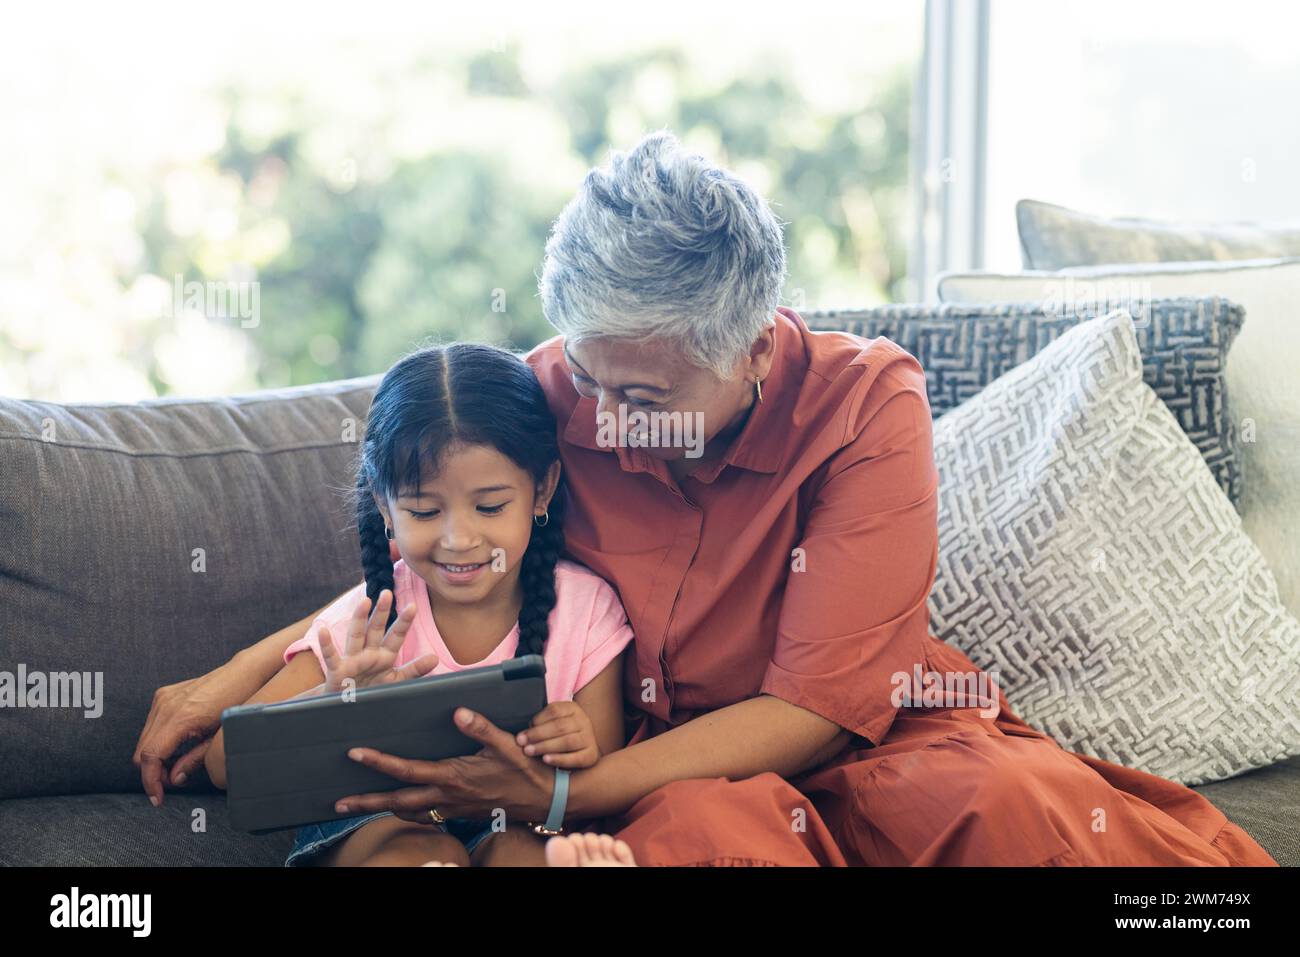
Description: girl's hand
318,589,438,693
515,701,601,769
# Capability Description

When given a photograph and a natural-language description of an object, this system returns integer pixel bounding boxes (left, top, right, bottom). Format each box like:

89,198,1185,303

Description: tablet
220,654,547,834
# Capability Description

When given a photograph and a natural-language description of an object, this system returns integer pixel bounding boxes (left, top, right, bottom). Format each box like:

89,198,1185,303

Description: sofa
2,310,1297,866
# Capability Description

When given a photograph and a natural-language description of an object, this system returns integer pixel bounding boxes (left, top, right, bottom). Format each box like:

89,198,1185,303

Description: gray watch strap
545,768,571,832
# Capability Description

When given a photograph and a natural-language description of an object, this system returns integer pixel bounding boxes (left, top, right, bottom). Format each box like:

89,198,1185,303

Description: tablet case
221,654,547,834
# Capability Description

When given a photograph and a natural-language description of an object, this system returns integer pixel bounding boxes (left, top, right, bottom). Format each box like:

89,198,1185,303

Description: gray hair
537,129,787,380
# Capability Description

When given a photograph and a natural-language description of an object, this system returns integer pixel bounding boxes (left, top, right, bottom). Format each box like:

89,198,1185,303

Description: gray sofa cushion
0,792,294,866
0,375,381,799
1190,754,1300,867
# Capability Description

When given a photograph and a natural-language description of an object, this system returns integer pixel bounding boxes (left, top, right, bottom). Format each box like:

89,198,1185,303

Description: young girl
203,342,636,866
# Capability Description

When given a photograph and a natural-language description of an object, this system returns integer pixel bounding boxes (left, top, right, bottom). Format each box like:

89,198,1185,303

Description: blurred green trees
133,45,914,391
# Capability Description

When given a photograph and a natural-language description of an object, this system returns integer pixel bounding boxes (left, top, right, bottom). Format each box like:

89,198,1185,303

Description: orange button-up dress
523,306,1278,866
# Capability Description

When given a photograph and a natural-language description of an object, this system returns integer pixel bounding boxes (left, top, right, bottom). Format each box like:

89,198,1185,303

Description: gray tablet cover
221,654,547,833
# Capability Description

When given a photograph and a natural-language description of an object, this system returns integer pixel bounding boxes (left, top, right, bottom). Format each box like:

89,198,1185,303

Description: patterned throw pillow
1016,198,1300,269
936,259,1300,620
804,297,1245,508
927,309,1300,786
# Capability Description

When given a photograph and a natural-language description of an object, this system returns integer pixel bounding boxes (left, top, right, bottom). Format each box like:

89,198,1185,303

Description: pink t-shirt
283,558,634,703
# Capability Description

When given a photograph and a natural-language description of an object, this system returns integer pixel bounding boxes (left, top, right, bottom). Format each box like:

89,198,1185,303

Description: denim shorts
284,811,497,866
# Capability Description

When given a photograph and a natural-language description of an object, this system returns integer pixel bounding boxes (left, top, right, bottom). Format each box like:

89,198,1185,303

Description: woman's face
376,442,561,609
561,326,776,463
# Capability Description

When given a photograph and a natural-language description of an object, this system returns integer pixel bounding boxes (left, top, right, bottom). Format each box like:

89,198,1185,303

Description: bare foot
544,832,637,867
420,861,460,866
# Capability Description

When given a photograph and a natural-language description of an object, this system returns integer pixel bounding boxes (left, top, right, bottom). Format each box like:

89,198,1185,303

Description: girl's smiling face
375,441,561,609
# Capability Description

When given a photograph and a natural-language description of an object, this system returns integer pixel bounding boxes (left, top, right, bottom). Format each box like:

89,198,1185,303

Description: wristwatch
526,768,571,836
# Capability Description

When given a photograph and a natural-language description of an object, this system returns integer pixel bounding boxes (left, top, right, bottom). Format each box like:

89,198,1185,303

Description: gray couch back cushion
0,375,381,799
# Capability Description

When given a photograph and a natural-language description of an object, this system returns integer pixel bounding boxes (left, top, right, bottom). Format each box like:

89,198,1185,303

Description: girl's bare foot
544,832,637,867
420,860,459,866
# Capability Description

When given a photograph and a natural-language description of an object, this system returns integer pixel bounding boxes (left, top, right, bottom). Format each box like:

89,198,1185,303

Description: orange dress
523,307,1278,866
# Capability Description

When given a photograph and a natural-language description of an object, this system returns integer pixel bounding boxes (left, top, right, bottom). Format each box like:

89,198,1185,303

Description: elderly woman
135,130,1276,866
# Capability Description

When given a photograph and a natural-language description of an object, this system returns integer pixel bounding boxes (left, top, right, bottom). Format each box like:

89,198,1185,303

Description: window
0,0,924,400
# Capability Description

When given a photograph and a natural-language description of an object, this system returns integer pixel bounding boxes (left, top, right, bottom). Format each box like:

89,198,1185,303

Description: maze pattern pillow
804,297,1245,508
936,259,1300,619
927,309,1300,785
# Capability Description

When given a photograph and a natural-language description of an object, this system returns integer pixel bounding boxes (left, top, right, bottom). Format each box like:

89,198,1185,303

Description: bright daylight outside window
0,1,923,400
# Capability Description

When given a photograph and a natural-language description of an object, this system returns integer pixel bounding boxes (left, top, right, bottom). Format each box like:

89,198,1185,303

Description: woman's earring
754,377,764,403
384,525,395,540
534,510,550,527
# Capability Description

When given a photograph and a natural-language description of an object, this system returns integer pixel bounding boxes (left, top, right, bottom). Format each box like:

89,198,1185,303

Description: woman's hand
135,595,336,807
318,589,438,693
334,707,559,824
133,673,240,806
516,701,601,769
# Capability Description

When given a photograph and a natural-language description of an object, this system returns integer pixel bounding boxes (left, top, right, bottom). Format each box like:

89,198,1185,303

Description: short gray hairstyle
537,129,787,380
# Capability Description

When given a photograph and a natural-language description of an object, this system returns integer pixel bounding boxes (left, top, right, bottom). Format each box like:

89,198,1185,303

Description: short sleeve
759,351,937,746
282,580,367,675
572,578,635,693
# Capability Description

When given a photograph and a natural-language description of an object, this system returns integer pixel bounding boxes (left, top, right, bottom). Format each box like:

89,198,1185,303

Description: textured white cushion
936,258,1300,621
928,309,1300,786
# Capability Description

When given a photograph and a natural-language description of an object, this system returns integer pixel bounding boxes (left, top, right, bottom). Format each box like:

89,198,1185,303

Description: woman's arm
133,595,340,806
339,692,849,824
204,647,328,790
565,694,849,819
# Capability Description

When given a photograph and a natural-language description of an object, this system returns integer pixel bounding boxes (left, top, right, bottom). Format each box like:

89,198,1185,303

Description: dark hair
350,342,566,658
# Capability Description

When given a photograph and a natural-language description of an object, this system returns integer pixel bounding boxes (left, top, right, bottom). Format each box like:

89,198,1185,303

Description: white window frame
909,0,991,301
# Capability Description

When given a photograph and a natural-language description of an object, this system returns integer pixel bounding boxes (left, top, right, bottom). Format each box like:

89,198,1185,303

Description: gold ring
427,808,445,824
